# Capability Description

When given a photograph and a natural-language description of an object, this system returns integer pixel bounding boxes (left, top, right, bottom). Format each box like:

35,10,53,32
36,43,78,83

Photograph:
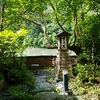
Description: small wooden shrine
56,31,73,78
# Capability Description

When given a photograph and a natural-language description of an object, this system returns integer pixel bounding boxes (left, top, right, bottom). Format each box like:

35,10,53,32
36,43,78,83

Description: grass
42,67,100,100
69,77,100,99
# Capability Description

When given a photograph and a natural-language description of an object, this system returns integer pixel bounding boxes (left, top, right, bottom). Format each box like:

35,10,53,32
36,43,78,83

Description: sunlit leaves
1,0,100,49
0,29,28,55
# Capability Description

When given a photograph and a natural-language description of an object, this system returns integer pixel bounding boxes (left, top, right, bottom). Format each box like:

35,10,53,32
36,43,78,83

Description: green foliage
0,29,27,53
0,30,28,85
74,64,100,83
1,57,35,85
76,87,86,95
25,30,57,47
78,53,89,64
8,69,35,99
9,85,33,100
70,76,100,98
2,0,100,49
24,70,35,87
0,72,4,80
78,14,100,63
4,59,31,84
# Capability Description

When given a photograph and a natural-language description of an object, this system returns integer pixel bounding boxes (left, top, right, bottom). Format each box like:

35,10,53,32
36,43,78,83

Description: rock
33,70,82,100
35,76,56,93
34,92,67,100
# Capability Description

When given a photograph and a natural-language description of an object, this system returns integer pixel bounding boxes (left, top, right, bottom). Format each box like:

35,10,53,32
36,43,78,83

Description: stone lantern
56,31,73,79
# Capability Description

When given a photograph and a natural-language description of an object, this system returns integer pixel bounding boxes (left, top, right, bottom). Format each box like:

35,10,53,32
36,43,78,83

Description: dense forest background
0,0,100,64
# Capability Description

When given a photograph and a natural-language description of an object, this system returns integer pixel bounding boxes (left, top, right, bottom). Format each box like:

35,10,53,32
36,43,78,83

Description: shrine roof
18,47,77,57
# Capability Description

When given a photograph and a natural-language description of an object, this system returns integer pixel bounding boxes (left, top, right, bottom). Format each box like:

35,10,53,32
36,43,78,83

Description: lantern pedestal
56,51,73,79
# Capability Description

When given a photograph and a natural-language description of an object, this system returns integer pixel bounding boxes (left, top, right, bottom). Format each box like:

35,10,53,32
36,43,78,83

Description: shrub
1,57,35,85
0,30,28,85
74,64,100,83
0,72,3,80
9,85,33,100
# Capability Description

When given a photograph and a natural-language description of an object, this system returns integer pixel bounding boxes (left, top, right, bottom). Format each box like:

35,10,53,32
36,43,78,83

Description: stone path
34,70,81,100
0,70,99,100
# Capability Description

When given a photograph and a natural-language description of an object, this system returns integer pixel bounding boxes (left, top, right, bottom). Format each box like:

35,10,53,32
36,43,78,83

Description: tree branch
22,17,51,47
95,0,100,4
50,1,65,31
26,19,42,27
0,2,6,31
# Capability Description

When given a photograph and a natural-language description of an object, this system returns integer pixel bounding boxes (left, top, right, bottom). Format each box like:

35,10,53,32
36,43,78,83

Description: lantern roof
56,31,71,37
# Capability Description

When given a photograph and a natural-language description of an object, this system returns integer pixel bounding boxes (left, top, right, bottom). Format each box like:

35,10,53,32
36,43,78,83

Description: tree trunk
50,1,65,32
27,19,51,47
73,11,79,45
0,2,6,31
69,45,82,55
41,25,51,47
91,43,95,64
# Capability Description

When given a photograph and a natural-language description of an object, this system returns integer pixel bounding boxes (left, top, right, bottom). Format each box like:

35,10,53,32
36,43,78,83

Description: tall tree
1,0,100,52
0,0,6,31
17,0,51,47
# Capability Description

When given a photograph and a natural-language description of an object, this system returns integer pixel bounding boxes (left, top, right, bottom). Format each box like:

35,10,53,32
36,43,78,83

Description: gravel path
34,70,82,100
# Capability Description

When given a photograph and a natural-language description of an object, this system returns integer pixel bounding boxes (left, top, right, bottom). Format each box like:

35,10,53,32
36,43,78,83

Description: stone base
56,51,73,78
